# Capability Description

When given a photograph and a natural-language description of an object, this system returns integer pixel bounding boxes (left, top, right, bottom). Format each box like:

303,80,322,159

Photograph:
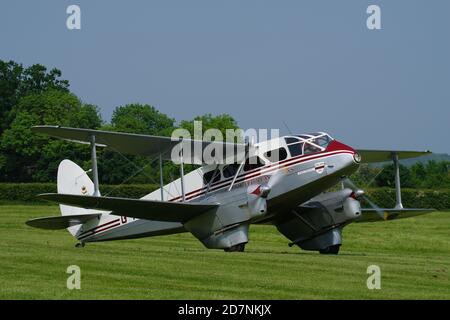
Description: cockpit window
285,132,333,156
264,148,288,163
312,135,332,148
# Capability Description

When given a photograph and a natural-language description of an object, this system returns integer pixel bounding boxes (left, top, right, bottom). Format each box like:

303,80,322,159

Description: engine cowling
247,184,270,218
343,197,362,220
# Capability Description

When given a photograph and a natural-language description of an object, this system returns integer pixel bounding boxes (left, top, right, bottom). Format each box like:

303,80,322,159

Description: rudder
57,159,101,236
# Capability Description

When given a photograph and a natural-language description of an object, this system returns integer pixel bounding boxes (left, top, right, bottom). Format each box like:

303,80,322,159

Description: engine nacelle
343,197,362,221
276,189,363,253
201,224,249,249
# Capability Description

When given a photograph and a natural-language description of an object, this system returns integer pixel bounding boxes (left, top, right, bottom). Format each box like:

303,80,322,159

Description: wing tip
37,193,58,201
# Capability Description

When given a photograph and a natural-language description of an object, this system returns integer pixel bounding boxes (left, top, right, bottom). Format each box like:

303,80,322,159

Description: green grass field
0,204,449,299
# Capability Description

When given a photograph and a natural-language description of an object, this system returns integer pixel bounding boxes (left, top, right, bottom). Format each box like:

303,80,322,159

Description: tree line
0,60,237,184
350,162,450,189
1,60,448,188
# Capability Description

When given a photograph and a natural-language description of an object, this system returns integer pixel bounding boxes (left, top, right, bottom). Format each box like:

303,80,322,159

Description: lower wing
357,208,436,222
37,193,218,223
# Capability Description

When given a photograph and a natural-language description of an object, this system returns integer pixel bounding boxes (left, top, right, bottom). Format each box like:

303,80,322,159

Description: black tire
319,244,340,255
224,243,246,252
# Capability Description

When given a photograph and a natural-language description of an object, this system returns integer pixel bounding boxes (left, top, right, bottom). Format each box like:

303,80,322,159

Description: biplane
26,126,434,254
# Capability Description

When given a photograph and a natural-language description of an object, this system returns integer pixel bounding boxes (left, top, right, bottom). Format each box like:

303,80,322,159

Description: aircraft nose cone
326,140,360,164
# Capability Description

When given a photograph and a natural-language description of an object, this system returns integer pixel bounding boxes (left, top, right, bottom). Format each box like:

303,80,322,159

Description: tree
180,113,241,142
375,163,414,188
0,60,69,133
410,162,427,188
373,160,450,189
0,89,101,182
0,61,23,133
419,160,450,189
111,103,175,135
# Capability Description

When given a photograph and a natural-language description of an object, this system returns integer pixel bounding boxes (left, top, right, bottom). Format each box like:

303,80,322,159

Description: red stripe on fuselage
78,218,120,237
78,221,121,240
171,149,353,202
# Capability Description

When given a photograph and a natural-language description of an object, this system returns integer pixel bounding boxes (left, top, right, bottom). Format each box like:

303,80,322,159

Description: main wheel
319,244,340,255
224,243,246,252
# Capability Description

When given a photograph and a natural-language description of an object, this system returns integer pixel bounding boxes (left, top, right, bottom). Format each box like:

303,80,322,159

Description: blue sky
1,1,449,153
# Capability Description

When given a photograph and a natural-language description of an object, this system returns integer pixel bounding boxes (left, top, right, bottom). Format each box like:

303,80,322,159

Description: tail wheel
319,244,340,255
224,243,246,252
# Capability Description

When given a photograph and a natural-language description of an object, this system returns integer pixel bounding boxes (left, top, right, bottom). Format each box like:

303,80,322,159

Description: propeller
247,170,284,217
342,177,385,219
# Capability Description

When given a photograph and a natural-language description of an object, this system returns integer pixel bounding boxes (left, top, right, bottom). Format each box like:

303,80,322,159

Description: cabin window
303,143,321,155
285,137,300,144
244,156,265,172
223,164,240,178
203,170,221,185
264,148,288,163
288,143,304,157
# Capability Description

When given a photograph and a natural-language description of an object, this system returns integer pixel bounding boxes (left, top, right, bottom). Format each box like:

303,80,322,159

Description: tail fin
57,159,101,236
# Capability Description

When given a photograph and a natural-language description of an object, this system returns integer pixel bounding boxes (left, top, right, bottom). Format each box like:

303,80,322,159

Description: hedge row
0,183,158,203
364,188,450,211
0,184,448,210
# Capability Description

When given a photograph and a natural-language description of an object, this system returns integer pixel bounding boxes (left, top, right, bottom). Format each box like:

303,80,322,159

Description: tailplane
26,160,103,236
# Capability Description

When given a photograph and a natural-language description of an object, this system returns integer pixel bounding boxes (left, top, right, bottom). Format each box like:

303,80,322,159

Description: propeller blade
342,177,384,219
362,195,385,219
342,178,358,191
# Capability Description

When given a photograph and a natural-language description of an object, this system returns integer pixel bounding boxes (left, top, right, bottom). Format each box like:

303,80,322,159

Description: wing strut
159,153,164,201
392,153,403,209
228,154,246,191
180,146,186,202
90,135,100,196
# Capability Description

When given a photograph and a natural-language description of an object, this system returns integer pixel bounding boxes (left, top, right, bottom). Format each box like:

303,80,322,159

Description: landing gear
224,243,246,252
319,244,340,255
75,242,85,248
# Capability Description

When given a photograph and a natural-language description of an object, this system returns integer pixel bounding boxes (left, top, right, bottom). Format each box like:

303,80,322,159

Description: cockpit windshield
284,132,333,156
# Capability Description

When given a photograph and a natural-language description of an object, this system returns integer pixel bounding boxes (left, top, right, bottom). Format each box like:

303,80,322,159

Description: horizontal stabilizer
26,214,100,230
38,193,218,223
356,208,436,223
356,149,431,163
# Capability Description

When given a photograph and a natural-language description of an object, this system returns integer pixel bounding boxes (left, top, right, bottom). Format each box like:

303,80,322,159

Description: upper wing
356,149,431,163
38,193,218,223
26,213,101,230
32,125,248,164
356,208,436,222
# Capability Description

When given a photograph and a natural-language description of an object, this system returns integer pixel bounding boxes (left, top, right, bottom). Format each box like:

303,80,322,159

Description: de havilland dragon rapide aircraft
26,126,435,254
